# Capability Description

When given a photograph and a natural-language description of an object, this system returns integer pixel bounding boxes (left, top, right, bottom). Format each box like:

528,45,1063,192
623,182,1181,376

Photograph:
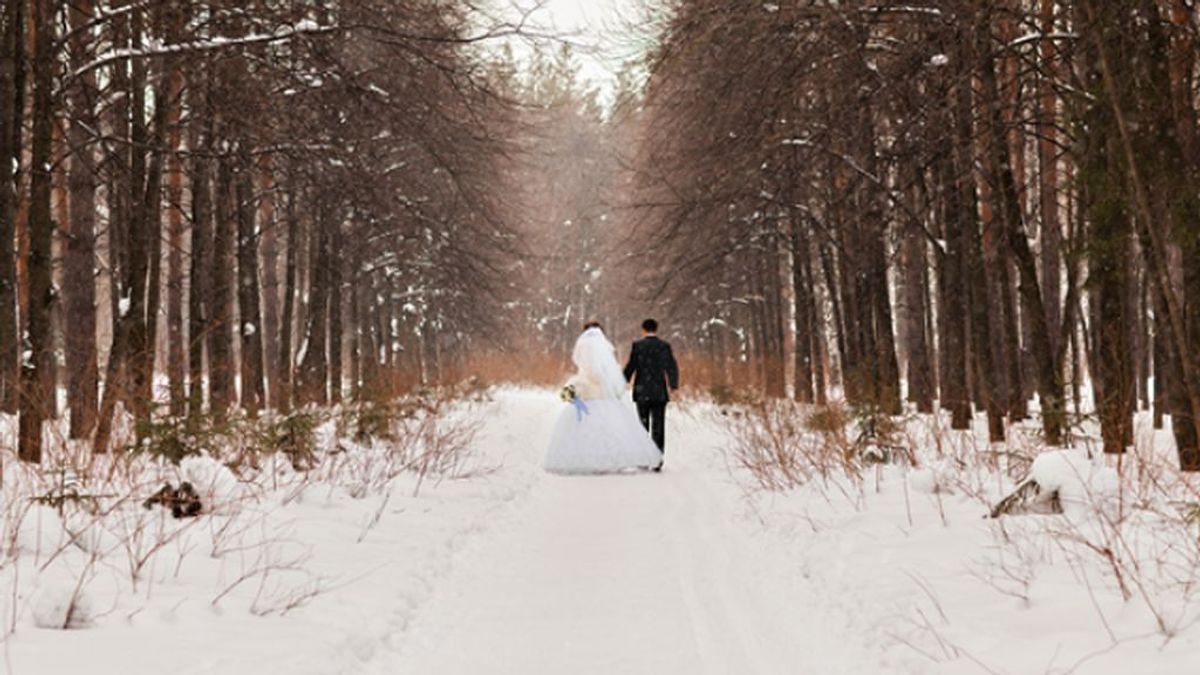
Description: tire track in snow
665,445,808,675
662,463,723,671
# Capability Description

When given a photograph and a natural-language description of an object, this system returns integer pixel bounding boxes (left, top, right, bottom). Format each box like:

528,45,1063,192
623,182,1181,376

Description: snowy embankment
0,391,543,675
727,401,1200,675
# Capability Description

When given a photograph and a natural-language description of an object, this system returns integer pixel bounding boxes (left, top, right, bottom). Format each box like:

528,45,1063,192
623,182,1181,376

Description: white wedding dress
543,328,664,474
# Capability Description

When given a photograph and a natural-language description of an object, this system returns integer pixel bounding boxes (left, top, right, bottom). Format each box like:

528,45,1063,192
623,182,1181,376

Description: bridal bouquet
560,384,589,420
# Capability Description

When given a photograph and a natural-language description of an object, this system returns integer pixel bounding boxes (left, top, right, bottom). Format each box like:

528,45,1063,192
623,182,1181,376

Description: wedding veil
572,327,628,400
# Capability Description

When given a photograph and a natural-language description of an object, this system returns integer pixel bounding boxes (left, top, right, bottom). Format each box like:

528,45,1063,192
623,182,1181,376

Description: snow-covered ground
3,389,1198,674
0,394,539,675
720,402,1200,675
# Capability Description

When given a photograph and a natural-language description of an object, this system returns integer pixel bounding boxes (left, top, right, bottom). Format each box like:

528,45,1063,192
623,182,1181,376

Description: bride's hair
583,320,602,331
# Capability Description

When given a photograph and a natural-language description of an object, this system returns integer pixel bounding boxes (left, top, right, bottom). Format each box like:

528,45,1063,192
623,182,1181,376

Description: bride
544,323,664,474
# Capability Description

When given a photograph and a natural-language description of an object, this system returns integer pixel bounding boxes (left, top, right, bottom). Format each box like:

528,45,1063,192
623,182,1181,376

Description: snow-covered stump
989,450,1118,518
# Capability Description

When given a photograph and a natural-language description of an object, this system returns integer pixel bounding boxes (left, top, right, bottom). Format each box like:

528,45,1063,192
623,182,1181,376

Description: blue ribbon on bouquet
571,397,590,421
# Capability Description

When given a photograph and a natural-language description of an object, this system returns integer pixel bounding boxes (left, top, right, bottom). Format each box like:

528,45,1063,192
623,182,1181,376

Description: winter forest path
362,390,870,675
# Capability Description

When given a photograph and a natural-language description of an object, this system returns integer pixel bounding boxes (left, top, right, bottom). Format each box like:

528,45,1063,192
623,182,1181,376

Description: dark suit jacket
623,336,680,403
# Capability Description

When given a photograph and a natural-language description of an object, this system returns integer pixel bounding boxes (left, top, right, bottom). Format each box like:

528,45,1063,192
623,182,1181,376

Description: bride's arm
622,342,637,382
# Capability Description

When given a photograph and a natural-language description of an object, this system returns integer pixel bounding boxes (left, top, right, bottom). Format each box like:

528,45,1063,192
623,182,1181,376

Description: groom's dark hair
642,318,658,333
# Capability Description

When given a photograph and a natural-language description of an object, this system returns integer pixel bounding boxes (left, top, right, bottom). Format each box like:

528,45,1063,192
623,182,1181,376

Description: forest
619,0,1200,471
0,1,523,465
2,3,1200,672
2,0,1200,473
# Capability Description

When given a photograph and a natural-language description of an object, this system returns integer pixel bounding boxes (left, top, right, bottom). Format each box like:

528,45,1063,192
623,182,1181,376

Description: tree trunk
122,6,151,425
761,238,786,399
1038,0,1062,363
166,69,186,418
94,4,131,455
940,70,973,430
901,218,933,413
1165,0,1200,470
278,191,299,411
209,157,236,415
1000,255,1025,420
791,219,815,403
961,26,1004,442
818,236,847,393
235,151,265,415
328,224,343,403
978,9,1065,444
297,210,329,406
64,0,99,439
1084,126,1134,454
257,158,280,409
132,64,171,421
866,218,902,414
19,0,54,463
0,0,24,414
1153,290,1169,429
188,117,213,418
348,279,359,400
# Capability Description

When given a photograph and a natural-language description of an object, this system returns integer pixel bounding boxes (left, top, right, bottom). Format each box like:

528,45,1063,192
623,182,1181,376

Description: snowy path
363,390,866,675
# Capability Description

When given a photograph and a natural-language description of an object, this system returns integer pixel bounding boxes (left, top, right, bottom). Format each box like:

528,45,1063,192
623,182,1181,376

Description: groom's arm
623,342,638,382
665,344,680,390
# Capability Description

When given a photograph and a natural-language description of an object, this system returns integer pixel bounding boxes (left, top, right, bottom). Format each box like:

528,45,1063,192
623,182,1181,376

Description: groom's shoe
652,462,663,473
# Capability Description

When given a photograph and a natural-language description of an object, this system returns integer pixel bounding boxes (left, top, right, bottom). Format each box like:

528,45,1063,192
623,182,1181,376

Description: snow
3,390,1198,674
361,393,862,674
1028,449,1118,517
2,396,525,674
70,21,338,80
1007,32,1078,50
907,457,957,495
179,454,245,510
295,336,310,366
33,583,96,630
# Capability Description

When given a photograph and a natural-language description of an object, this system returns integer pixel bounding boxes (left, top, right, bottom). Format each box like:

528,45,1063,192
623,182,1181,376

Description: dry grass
725,400,867,500
0,384,487,635
722,394,1200,645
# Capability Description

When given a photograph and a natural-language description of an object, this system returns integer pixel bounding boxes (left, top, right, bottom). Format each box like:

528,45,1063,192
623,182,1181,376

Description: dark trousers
636,401,667,453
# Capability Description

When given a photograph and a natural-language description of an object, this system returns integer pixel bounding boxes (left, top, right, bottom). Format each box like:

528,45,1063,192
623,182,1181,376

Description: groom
623,319,679,471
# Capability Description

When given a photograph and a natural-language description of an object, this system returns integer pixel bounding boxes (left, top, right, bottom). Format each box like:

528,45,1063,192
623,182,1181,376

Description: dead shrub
727,400,862,493
708,383,762,408
804,403,849,435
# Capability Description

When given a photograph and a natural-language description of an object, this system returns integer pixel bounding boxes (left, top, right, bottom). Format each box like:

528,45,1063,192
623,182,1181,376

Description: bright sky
487,0,661,98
